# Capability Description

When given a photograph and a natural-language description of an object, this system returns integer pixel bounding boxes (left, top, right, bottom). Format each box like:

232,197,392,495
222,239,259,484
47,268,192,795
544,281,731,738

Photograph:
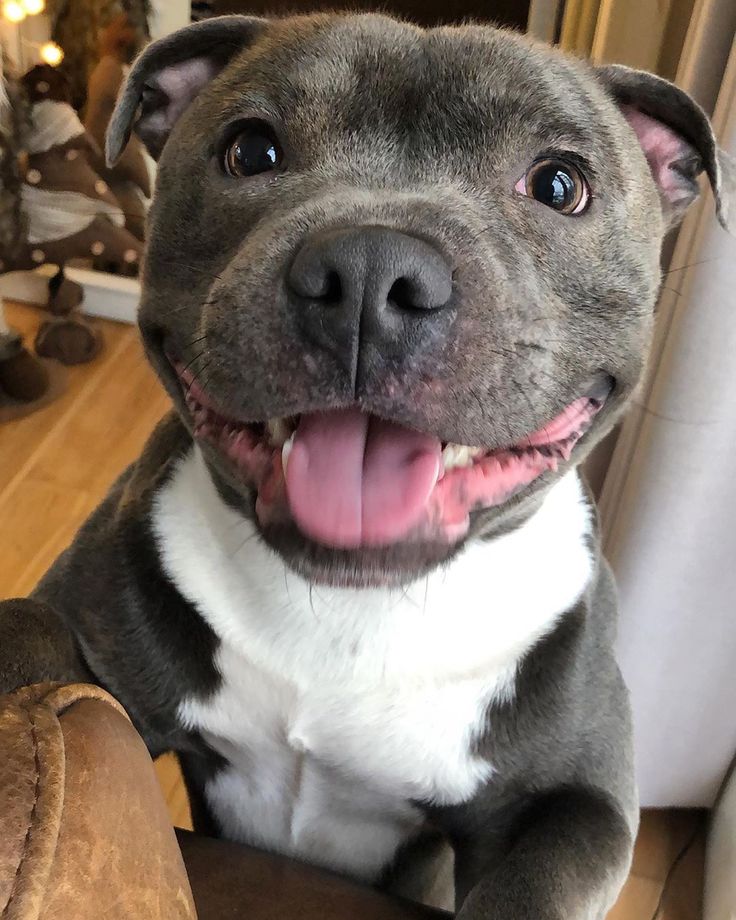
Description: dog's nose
287,226,454,371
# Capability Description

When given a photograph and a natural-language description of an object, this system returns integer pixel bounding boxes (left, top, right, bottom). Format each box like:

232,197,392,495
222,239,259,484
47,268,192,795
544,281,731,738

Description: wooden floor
0,300,706,918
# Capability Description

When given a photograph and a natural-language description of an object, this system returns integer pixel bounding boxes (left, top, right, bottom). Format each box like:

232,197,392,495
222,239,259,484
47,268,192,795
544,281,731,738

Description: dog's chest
153,449,594,878
181,643,500,879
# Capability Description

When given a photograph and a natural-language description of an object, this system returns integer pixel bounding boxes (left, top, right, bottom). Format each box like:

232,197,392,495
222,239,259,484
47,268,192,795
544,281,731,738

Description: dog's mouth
174,363,609,550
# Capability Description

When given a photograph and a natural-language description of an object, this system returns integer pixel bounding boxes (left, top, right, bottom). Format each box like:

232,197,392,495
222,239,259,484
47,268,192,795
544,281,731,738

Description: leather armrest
1,683,452,920
0,683,195,920
177,830,452,920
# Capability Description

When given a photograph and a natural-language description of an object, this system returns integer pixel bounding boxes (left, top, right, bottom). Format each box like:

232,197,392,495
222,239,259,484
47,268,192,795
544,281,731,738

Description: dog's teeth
282,432,295,474
267,417,291,447
441,443,483,470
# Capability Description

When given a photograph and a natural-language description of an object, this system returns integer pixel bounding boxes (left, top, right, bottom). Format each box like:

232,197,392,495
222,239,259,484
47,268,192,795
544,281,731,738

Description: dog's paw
0,598,89,694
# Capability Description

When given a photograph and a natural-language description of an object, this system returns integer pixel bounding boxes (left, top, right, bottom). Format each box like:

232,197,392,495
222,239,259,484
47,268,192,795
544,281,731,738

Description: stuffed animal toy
0,303,65,421
0,67,63,418
0,64,144,365
19,66,144,274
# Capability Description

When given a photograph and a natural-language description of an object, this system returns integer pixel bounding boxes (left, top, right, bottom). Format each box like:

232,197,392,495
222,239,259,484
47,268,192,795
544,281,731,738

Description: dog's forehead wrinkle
204,18,612,177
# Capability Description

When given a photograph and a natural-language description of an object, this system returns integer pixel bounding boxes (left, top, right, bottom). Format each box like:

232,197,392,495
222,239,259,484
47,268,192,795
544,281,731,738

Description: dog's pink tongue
285,408,441,548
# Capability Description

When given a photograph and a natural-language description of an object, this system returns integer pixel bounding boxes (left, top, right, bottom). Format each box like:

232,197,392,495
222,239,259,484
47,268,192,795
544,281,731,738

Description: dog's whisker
510,376,537,430
630,398,716,426
194,371,217,395
156,256,227,281
185,359,213,397
227,530,259,560
167,293,221,316
515,339,571,351
395,582,416,610
307,582,320,622
180,350,205,376
662,255,723,276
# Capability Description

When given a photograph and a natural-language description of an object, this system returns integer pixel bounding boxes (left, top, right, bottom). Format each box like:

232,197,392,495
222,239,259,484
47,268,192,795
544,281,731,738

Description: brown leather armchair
0,683,450,920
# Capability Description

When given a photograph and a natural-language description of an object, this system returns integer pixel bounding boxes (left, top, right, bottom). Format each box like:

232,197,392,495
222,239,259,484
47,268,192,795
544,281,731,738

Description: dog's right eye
223,120,283,178
515,158,590,215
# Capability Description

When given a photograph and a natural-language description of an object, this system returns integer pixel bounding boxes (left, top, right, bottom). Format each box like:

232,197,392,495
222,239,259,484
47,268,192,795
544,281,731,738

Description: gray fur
2,13,733,919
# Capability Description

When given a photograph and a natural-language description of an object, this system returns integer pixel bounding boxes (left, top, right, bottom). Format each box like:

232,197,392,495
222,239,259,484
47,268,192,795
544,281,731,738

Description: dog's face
109,14,733,586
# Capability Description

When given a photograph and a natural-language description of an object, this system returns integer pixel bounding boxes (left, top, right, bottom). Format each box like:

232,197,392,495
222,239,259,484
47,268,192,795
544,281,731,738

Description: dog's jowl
2,12,734,919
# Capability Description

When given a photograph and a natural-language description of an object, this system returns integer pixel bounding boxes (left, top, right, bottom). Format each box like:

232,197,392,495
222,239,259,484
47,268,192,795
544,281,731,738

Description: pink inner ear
154,56,219,130
621,104,695,207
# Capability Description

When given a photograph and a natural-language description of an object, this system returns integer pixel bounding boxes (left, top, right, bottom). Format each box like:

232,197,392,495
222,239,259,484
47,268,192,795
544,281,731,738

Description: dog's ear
106,15,266,165
597,64,735,233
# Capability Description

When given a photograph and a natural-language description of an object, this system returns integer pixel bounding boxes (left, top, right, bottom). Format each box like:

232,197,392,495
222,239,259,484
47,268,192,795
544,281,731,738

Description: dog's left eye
515,158,590,215
223,120,282,178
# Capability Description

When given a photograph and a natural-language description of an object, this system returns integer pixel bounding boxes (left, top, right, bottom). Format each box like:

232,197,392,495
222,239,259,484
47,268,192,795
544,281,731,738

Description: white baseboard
0,267,139,325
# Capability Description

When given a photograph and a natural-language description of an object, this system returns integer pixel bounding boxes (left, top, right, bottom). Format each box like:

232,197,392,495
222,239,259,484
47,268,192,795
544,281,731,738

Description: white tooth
441,443,482,470
282,432,295,474
441,444,458,470
267,417,291,447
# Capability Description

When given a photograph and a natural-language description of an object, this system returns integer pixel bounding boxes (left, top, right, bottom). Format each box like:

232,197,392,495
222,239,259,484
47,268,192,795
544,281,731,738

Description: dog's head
109,13,734,586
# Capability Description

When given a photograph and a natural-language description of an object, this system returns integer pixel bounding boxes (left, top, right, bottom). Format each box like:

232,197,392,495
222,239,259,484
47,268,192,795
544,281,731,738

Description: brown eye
224,120,282,178
516,158,590,215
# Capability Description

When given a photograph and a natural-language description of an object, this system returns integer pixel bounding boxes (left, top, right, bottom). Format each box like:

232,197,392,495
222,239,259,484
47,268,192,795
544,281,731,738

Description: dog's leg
455,788,634,920
0,598,91,694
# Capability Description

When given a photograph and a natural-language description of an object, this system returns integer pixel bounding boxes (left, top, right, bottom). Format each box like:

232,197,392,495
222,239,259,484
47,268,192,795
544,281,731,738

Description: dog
1,13,733,918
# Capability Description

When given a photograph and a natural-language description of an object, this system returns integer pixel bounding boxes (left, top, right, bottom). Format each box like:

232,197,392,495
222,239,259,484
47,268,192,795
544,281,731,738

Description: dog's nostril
388,275,450,313
388,278,421,312
323,270,343,304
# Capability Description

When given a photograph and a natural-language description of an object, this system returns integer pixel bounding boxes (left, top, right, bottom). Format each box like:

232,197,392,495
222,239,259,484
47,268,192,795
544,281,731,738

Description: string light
3,0,64,74
2,1,27,22
40,41,64,66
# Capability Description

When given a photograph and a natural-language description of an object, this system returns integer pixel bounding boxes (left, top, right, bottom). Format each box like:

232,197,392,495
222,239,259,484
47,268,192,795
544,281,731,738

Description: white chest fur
152,449,593,879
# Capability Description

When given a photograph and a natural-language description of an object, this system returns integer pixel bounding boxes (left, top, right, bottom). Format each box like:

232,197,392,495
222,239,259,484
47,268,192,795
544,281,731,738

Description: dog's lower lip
171,358,608,550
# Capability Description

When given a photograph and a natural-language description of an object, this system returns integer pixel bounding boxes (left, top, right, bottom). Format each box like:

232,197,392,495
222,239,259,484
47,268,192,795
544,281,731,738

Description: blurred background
0,2,734,919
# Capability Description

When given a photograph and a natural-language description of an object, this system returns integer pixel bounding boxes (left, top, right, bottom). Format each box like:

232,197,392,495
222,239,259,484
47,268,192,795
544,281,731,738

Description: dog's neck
148,448,597,881
152,447,595,686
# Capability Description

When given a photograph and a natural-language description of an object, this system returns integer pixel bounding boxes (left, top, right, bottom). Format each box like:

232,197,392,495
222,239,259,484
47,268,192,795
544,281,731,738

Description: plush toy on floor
15,64,145,365
0,62,63,418
0,311,45,403
1,57,145,367
0,301,66,421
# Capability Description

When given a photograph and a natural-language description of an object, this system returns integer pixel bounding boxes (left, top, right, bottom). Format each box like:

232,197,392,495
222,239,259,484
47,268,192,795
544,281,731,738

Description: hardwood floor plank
631,809,705,883
155,753,186,802
0,308,134,493
22,332,170,495
0,480,97,597
607,873,663,920
659,815,706,920
0,303,170,597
